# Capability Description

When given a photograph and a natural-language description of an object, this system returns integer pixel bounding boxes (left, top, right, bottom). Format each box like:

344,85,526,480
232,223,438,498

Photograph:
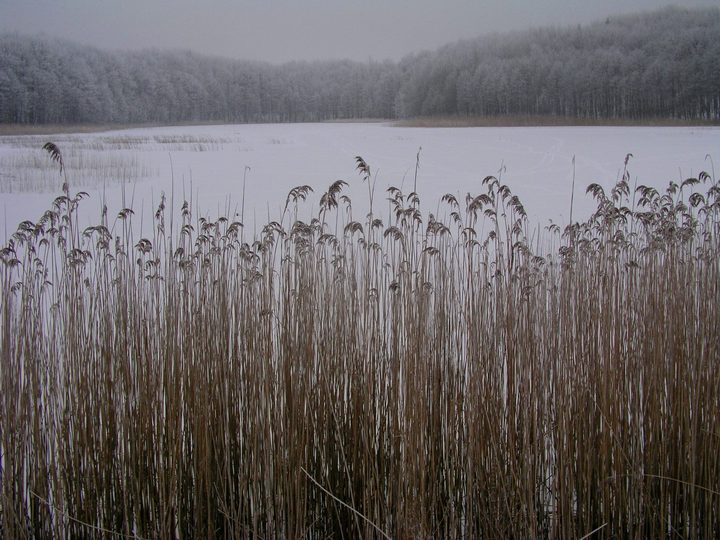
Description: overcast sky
1,0,718,63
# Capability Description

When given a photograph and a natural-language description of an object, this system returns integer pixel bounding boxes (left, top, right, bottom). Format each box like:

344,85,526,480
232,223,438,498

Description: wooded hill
1,6,719,125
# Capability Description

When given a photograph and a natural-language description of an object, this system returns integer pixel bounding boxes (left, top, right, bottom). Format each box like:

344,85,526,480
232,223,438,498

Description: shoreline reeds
1,150,718,538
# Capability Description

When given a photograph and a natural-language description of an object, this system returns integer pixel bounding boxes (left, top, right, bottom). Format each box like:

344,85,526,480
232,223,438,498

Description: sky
0,0,718,63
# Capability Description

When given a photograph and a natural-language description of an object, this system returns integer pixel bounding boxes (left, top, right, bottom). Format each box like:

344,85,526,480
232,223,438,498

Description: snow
1,122,719,242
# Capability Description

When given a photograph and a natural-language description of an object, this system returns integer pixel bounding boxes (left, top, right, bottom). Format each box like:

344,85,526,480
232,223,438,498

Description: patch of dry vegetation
0,121,240,137
1,148,719,538
395,115,720,128
0,134,234,193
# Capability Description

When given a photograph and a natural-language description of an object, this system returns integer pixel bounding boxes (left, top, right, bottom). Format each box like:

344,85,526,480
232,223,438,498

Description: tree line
1,6,719,125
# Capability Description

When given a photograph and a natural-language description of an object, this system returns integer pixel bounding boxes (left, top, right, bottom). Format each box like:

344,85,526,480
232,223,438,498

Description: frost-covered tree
0,7,718,124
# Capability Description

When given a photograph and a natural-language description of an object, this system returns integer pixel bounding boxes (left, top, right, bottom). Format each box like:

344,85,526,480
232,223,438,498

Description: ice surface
1,122,718,242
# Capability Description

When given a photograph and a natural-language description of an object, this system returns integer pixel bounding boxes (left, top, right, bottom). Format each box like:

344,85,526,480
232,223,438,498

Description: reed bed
0,149,718,538
0,134,229,192
2,134,231,152
0,147,157,193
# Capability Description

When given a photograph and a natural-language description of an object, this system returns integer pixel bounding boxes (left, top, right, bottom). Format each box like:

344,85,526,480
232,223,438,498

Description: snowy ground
1,122,718,241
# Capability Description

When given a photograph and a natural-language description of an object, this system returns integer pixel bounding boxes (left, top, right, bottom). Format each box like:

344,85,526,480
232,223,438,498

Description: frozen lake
1,122,718,241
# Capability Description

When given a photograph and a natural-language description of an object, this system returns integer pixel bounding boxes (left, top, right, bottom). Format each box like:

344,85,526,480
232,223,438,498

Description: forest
1,6,719,124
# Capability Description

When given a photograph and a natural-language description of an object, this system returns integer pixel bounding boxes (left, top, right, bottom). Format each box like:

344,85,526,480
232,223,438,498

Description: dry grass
0,134,234,193
0,148,156,193
395,115,720,128
0,124,129,136
0,121,243,137
1,148,719,538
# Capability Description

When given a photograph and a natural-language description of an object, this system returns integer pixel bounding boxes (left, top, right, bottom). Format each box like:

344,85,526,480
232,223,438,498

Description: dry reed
0,147,718,538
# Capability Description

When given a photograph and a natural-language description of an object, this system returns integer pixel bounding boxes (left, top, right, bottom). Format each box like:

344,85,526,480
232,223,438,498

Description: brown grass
0,149,718,538
0,121,240,136
395,115,720,128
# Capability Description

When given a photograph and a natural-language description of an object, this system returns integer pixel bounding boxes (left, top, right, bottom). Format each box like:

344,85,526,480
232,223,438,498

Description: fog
1,0,718,62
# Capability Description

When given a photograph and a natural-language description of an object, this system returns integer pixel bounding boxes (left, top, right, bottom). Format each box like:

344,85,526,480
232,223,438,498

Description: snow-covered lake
1,122,718,241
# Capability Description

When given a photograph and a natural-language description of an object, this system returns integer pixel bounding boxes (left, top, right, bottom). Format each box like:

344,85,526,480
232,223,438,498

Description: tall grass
0,133,233,193
1,148,718,538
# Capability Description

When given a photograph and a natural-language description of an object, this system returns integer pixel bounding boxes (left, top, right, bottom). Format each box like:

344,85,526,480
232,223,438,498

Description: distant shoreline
0,120,393,136
1,115,718,136
394,115,720,128
0,121,244,137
